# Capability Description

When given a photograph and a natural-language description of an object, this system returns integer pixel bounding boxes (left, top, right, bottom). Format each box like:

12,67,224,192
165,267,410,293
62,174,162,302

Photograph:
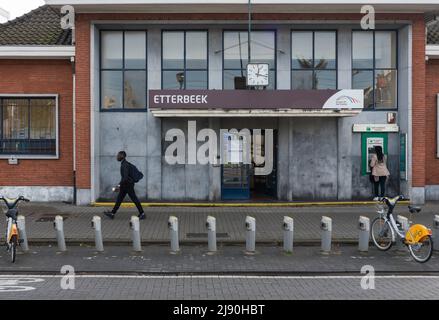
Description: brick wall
426,59,439,185
0,59,73,186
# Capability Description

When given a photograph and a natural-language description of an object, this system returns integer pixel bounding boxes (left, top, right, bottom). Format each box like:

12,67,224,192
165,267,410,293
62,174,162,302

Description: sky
0,0,45,21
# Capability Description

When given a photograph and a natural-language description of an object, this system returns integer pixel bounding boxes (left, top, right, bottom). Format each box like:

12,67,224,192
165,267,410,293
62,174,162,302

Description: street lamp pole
248,0,251,64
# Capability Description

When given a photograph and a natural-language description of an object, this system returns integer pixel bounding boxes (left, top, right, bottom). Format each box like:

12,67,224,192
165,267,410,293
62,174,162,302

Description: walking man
104,151,145,220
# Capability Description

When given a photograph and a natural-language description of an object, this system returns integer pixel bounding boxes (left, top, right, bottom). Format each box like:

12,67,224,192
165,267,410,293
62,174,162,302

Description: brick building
1,1,439,205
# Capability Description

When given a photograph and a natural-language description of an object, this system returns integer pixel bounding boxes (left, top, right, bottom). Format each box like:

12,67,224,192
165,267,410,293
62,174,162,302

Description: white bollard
206,216,217,252
434,215,439,251
91,216,104,252
283,216,294,253
358,216,370,252
245,216,256,253
130,216,142,252
16,215,29,252
321,216,332,253
396,215,409,251
168,216,179,252
53,215,66,252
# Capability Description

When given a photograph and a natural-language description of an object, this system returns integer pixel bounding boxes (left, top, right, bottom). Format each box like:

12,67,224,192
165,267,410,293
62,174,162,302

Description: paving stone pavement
0,202,438,243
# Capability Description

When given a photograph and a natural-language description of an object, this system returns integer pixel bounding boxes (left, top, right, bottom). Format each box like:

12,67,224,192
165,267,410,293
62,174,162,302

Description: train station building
1,1,439,205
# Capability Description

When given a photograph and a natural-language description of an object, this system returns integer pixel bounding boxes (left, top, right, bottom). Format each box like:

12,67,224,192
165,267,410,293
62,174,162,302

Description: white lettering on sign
153,94,208,105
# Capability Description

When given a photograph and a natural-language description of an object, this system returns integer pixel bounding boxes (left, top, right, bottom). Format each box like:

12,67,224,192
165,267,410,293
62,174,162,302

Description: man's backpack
129,163,144,183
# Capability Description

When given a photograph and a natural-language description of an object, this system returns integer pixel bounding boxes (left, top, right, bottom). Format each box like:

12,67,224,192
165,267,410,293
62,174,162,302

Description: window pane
101,71,123,109
314,70,336,89
186,71,208,89
101,31,123,69
375,31,397,69
292,70,313,90
124,71,146,109
224,70,247,90
291,31,313,69
315,32,336,69
251,31,275,69
163,32,184,69
125,31,146,69
352,31,373,69
2,99,29,139
30,99,55,139
224,32,248,69
186,32,207,69
163,70,185,89
375,70,397,109
353,70,374,109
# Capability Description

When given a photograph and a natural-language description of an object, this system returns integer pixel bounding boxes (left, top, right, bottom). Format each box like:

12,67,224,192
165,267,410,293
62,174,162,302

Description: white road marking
0,275,439,280
0,277,45,292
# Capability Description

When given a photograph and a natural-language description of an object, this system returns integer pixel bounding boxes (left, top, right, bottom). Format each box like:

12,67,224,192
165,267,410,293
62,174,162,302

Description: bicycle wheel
408,235,433,263
10,235,17,263
371,217,393,251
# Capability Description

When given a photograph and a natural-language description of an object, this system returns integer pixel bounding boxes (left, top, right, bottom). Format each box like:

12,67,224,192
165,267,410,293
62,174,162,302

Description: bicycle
371,195,434,263
0,196,29,263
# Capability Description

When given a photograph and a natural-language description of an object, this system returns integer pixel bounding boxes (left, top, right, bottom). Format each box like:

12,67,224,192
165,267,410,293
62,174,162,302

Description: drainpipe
71,56,77,205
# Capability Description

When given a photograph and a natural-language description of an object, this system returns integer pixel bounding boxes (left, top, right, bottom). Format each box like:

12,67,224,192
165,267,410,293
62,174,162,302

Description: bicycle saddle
408,205,422,214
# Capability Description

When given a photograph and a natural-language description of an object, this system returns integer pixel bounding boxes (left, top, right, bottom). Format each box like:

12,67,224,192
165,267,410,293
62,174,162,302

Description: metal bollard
91,216,104,252
396,215,409,251
53,215,66,252
206,216,217,252
321,216,332,253
434,215,439,251
168,216,179,252
130,216,142,252
245,216,256,253
358,216,370,253
16,215,29,252
282,216,294,253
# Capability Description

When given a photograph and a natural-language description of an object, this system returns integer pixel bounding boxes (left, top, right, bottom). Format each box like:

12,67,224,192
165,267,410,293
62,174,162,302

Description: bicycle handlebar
0,196,30,209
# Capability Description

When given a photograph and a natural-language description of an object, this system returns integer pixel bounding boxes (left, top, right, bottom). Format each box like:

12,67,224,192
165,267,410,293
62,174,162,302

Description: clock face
247,63,269,86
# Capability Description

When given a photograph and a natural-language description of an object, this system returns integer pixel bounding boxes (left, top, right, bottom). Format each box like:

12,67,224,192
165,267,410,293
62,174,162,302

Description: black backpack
129,163,144,183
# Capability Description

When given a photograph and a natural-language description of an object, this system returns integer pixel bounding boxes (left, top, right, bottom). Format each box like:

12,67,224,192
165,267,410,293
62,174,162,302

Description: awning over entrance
149,89,364,117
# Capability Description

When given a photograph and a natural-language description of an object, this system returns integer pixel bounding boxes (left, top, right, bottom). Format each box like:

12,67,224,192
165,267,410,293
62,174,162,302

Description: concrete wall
93,23,410,202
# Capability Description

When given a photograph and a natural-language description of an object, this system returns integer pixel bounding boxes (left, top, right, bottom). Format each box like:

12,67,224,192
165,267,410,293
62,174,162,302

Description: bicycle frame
377,207,405,242
5,217,18,244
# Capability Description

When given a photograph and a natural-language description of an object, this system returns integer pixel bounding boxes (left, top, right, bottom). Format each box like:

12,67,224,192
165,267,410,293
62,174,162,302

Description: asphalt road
0,274,438,300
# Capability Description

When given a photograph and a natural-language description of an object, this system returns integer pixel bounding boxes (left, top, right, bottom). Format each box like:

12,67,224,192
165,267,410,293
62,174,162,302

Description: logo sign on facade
149,89,364,110
353,124,399,133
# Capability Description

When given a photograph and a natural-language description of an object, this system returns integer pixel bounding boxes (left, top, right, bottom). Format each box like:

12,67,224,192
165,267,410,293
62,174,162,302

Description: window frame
351,29,399,111
161,29,209,90
0,94,59,159
222,29,277,90
290,29,338,90
99,29,148,112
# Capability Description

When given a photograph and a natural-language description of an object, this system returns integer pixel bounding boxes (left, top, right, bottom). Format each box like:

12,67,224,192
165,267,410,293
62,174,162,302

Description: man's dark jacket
119,159,134,187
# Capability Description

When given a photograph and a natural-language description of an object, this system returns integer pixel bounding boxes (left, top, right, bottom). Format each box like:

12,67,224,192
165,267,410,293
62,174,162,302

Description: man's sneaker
104,211,115,219
138,212,146,220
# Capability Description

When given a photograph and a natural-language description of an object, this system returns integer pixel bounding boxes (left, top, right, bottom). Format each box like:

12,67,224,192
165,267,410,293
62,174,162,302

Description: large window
0,96,57,157
100,30,147,110
291,31,337,90
223,31,276,90
162,31,208,90
352,30,397,110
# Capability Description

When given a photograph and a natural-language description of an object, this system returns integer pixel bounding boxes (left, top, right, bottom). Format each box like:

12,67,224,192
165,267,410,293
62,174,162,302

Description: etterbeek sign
149,89,364,110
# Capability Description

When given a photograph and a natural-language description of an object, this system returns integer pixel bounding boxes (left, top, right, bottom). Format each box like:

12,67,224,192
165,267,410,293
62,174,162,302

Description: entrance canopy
149,89,364,117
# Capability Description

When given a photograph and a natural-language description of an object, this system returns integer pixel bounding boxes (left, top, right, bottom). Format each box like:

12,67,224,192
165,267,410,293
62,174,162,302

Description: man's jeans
112,184,144,215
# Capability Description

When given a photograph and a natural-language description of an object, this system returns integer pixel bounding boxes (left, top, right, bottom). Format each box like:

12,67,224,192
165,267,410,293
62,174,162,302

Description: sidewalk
1,202,438,244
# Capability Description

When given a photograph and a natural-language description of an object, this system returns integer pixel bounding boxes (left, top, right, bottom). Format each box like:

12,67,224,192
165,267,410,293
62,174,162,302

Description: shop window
100,30,147,110
0,96,58,157
291,31,337,90
352,30,397,110
223,31,276,90
162,31,208,90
